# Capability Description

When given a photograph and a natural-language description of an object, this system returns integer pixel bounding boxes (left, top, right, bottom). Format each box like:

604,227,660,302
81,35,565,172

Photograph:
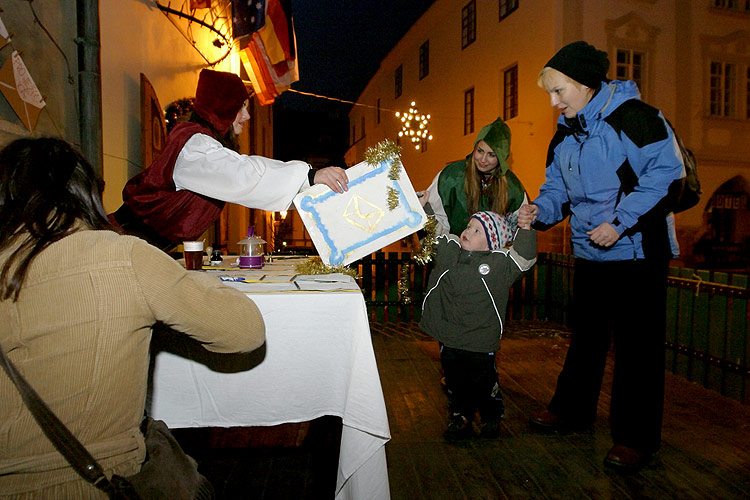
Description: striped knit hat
471,211,516,250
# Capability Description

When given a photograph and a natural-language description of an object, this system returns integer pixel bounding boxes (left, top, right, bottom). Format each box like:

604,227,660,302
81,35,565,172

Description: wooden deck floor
174,320,750,499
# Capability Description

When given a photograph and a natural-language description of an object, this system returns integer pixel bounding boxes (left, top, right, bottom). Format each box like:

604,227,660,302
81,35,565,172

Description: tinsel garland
386,187,399,211
412,215,438,265
294,256,359,279
363,139,403,211
398,263,412,305
397,215,438,304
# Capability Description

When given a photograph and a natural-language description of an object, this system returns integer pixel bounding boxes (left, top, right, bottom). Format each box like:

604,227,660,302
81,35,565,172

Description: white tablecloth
149,259,391,500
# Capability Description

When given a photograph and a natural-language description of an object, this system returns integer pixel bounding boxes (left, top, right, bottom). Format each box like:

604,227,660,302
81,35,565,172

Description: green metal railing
356,251,749,404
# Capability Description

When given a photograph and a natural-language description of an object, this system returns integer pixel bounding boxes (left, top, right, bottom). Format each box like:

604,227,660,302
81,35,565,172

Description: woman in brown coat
0,138,266,499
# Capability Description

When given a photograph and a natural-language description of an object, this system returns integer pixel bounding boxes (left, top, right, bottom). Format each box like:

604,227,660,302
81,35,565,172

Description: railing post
374,252,386,322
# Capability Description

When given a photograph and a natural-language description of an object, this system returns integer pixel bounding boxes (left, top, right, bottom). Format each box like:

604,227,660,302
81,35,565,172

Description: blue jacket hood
560,80,641,132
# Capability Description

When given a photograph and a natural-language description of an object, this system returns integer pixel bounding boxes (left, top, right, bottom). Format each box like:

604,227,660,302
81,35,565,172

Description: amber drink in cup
183,241,204,271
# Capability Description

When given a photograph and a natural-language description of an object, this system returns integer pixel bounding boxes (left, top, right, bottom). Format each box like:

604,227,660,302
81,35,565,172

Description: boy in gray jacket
420,211,536,439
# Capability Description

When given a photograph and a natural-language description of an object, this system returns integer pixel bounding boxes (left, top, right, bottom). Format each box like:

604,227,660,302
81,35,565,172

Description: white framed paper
293,158,426,266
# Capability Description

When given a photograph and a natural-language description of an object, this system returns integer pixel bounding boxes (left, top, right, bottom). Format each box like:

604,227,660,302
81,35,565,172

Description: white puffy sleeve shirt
173,133,311,212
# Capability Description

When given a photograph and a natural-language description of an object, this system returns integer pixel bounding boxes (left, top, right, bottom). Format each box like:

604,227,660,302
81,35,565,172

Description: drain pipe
76,0,103,177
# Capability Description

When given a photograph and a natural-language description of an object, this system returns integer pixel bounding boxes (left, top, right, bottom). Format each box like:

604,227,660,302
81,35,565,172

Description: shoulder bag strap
0,345,114,492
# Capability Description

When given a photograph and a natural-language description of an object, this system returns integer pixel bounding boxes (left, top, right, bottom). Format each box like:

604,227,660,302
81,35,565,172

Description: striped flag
234,0,298,105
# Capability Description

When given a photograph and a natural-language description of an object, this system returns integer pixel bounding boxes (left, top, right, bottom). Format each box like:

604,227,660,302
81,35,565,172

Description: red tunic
121,122,225,243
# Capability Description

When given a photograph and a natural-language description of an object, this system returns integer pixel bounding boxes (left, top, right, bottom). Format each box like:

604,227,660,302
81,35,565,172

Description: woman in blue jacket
519,41,684,470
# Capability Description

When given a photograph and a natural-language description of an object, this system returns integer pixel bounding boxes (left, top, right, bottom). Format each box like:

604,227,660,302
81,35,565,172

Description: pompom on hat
193,69,249,136
473,117,511,175
471,211,517,251
544,41,610,89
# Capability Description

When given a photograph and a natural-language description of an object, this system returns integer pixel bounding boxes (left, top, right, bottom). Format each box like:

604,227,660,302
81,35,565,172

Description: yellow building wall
348,0,750,263
99,0,239,213
0,1,272,253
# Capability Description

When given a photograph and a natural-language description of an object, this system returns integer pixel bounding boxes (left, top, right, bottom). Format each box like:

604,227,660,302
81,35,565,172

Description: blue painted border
298,160,424,264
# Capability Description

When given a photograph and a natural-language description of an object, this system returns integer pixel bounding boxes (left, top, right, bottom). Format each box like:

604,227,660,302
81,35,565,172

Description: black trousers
548,257,667,452
440,344,504,422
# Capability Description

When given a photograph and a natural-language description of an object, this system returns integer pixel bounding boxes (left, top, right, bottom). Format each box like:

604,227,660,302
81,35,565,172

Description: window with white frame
616,49,646,97
464,88,475,135
504,65,518,120
462,1,476,49
499,0,518,20
710,60,737,117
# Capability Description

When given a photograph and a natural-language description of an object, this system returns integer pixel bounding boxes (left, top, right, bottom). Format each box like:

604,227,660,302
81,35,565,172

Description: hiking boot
443,413,473,440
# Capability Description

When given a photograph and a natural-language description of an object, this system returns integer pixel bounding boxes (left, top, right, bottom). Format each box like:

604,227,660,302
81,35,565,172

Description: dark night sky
276,0,435,112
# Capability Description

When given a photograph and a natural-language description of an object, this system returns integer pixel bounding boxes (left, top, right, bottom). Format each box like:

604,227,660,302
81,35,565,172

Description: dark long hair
0,137,113,301
464,150,511,215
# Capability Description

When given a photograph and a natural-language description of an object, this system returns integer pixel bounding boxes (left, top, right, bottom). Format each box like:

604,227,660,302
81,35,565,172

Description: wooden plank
374,251,386,322
665,266,680,372
399,253,412,322
385,443,428,500
690,269,711,384
707,272,729,395
726,274,748,402
536,254,548,321
524,269,536,321
360,254,373,321
675,268,695,378
386,252,399,322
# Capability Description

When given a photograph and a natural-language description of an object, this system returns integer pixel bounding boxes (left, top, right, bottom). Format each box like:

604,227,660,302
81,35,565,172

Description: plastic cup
183,241,204,271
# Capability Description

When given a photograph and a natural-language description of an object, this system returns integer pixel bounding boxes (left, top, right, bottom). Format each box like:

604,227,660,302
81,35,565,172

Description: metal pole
76,0,103,177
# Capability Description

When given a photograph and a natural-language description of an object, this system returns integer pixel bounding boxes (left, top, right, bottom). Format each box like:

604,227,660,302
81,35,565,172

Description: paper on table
292,273,358,291
292,273,354,285
293,158,426,266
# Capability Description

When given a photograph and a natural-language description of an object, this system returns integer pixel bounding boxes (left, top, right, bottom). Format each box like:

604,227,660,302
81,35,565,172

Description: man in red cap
111,69,348,250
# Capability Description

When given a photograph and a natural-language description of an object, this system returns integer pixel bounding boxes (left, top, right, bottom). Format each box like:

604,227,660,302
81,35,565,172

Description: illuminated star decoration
396,101,432,151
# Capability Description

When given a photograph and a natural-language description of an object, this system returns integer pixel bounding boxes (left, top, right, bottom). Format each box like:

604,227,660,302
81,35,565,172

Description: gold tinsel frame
397,215,438,304
294,256,359,278
363,139,403,211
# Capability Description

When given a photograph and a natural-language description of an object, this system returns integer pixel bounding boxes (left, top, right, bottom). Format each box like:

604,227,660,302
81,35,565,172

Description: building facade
347,0,750,269
0,0,275,253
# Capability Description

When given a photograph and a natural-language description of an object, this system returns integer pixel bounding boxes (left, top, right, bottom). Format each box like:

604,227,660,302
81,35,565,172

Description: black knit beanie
545,41,610,89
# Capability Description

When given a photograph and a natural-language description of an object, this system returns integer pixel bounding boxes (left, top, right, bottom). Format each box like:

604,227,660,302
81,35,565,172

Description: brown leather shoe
604,444,651,471
529,410,561,431
529,410,591,432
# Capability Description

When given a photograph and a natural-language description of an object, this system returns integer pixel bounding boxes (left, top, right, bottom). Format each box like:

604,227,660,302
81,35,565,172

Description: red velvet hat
193,69,249,136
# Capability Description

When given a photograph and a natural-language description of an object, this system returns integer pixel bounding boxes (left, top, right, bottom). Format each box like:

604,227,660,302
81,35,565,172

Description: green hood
473,117,511,175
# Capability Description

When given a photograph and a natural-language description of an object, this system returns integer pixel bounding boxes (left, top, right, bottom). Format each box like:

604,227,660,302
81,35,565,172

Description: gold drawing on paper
343,195,384,233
